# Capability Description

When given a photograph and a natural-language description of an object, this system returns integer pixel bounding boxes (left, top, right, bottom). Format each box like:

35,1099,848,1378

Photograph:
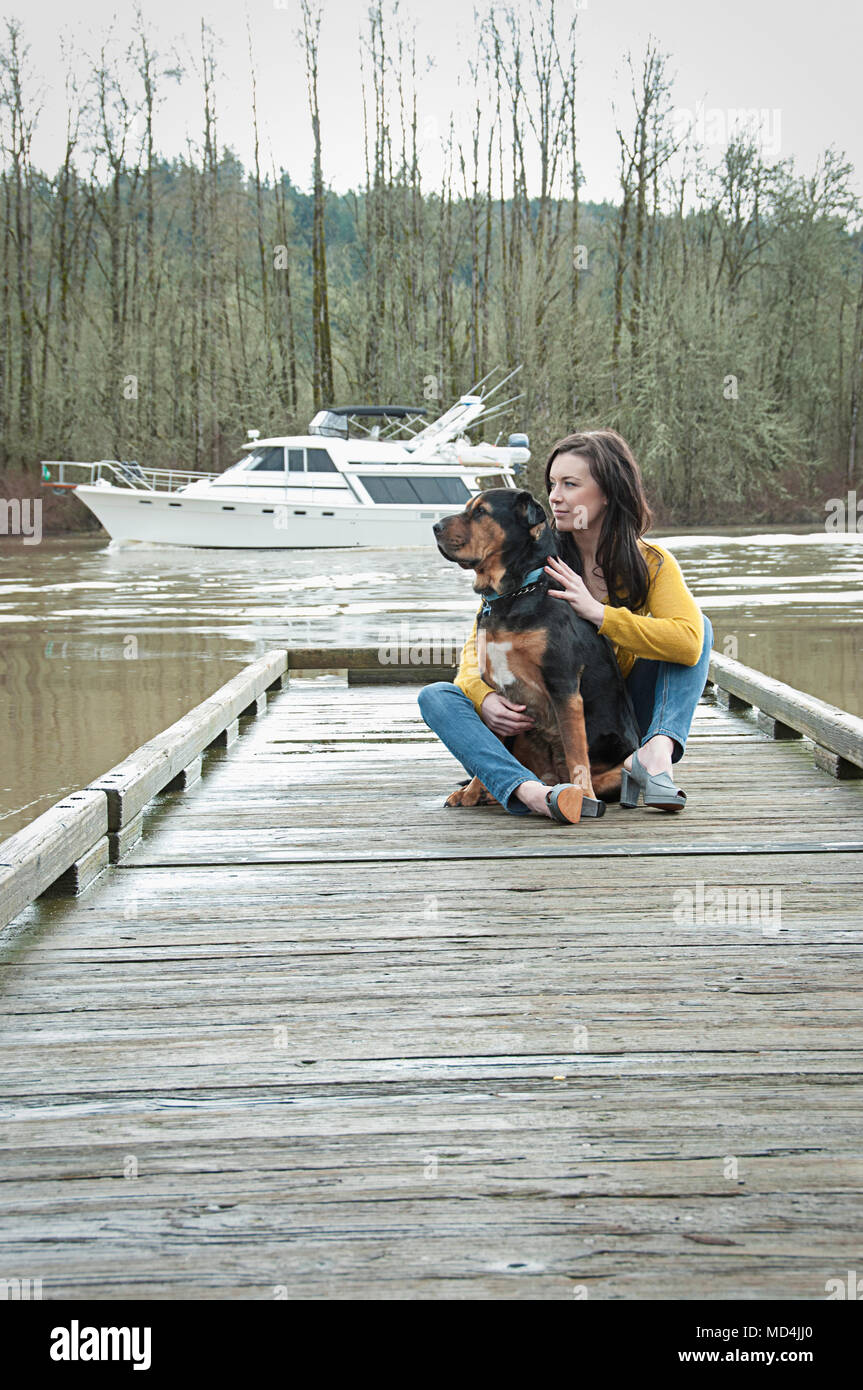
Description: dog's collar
479,566,547,616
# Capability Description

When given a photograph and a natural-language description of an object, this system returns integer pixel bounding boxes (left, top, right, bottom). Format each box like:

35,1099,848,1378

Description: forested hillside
1,2,861,525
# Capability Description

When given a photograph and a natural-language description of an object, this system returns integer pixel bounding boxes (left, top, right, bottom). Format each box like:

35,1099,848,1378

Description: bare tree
247,18,274,406
0,21,38,443
359,0,389,400
619,42,677,365
273,166,298,419
300,0,334,407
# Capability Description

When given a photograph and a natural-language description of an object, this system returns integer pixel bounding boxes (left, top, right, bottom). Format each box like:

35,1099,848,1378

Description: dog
433,487,640,810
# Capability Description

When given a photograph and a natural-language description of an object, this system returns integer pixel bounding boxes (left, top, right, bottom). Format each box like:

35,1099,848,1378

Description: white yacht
42,373,530,549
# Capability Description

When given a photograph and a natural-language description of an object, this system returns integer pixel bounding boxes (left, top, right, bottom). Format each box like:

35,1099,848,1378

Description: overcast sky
8,0,863,206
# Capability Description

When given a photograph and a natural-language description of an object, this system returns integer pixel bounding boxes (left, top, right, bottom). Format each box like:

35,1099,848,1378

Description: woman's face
547,452,607,534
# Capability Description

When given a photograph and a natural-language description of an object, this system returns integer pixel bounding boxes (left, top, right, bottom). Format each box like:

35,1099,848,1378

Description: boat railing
40,460,220,494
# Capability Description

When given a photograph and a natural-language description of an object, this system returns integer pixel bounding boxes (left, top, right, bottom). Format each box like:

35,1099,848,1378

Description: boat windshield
243,447,286,472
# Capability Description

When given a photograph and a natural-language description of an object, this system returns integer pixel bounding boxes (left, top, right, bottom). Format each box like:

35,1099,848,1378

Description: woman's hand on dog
544,556,606,626
480,692,536,735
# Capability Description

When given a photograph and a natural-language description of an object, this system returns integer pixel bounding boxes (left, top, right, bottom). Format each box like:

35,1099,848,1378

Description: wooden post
757,712,804,741
714,688,752,713
814,747,863,780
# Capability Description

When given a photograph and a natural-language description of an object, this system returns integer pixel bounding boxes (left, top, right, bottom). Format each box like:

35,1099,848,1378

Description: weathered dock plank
0,668,862,1300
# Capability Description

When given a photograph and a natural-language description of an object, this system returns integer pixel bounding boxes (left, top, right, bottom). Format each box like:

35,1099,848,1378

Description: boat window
361,475,471,505
416,476,472,504
247,447,286,472
288,449,305,472
306,448,337,472
379,477,417,503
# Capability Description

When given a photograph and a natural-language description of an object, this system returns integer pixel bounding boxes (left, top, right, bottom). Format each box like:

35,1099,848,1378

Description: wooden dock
2,651,863,1300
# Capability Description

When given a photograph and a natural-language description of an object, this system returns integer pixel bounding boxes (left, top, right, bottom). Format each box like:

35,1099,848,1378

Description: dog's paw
445,777,498,808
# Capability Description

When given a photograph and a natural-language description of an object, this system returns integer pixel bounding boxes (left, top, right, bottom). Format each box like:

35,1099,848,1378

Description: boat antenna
476,364,523,403
458,392,524,435
466,365,502,396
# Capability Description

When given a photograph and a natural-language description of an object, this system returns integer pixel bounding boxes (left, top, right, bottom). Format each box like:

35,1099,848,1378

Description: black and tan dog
434,488,640,815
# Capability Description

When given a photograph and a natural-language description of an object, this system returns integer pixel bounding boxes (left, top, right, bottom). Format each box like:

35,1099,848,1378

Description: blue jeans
417,614,713,816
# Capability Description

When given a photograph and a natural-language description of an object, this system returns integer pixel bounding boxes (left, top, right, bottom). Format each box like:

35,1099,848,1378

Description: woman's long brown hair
543,429,659,611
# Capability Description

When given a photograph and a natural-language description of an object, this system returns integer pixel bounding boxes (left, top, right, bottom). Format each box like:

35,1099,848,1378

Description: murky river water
1,530,861,838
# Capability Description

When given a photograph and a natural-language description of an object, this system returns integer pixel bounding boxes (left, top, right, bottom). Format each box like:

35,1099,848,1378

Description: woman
417,428,713,821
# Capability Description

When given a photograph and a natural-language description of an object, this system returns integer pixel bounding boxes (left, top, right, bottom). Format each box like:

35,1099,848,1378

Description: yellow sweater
454,541,705,712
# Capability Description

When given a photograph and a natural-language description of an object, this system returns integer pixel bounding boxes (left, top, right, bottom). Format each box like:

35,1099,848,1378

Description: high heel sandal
620,749,687,812
546,784,606,824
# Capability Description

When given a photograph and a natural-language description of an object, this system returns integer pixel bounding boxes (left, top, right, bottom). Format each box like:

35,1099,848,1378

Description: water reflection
1,530,861,837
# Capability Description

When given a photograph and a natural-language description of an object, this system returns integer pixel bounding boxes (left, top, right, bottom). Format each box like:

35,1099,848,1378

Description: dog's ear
516,490,548,531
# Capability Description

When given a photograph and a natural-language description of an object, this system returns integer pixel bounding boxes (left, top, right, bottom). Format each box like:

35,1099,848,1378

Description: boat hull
74,485,452,549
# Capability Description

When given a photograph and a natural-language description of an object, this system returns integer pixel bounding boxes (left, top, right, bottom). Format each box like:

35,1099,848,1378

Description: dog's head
433,488,552,594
